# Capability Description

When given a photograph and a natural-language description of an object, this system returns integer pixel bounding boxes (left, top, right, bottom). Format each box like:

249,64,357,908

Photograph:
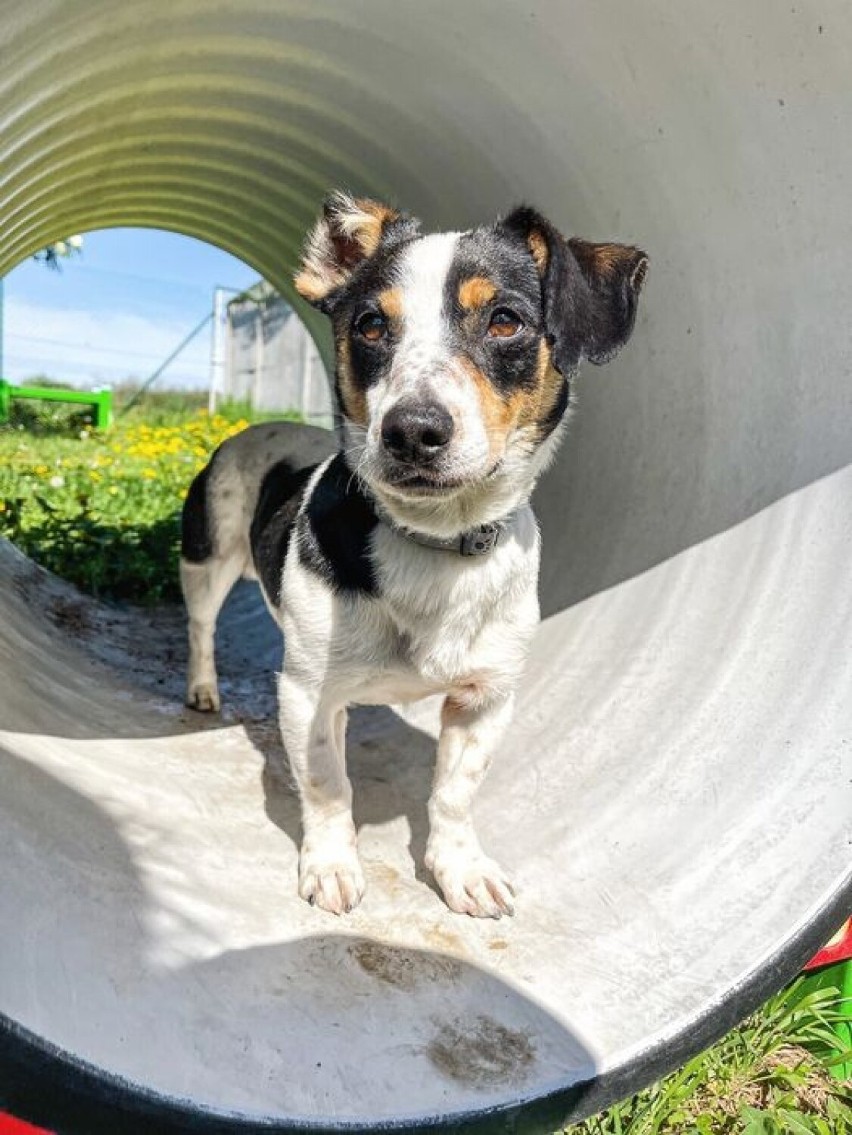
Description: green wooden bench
0,379,112,429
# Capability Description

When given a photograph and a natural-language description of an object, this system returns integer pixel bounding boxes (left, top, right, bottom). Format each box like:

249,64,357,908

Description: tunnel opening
0,226,329,606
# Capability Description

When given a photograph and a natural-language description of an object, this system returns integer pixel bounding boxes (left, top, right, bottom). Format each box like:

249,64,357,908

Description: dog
180,192,647,918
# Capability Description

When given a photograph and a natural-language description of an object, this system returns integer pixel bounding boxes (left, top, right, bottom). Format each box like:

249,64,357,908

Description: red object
804,917,852,972
0,1116,52,1135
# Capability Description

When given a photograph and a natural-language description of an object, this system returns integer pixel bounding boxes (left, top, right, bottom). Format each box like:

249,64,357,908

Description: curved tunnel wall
4,2,852,612
1,2,851,1132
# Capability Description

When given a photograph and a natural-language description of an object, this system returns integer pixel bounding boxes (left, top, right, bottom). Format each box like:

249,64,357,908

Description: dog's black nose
381,401,455,465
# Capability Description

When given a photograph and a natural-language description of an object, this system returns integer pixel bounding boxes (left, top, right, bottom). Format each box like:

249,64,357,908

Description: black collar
375,503,520,557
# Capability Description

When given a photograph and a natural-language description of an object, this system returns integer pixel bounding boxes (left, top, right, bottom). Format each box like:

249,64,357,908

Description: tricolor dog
181,193,647,918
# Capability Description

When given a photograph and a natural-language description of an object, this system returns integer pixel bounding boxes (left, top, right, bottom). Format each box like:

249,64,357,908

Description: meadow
0,395,849,1132
0,393,293,603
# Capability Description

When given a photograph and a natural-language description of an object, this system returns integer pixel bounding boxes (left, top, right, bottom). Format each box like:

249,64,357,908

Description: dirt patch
7,543,278,721
427,1014,535,1087
48,595,92,638
423,924,465,954
349,940,462,990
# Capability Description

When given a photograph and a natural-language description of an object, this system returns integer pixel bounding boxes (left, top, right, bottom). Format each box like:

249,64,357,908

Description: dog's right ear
294,191,417,311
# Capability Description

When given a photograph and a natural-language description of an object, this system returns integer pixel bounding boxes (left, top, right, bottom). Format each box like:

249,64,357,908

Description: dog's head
295,192,648,535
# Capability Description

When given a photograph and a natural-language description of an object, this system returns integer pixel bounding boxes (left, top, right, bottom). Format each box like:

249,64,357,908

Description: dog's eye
487,308,523,338
355,311,388,342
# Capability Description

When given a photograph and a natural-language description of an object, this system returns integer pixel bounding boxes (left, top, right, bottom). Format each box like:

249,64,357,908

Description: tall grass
573,980,850,1134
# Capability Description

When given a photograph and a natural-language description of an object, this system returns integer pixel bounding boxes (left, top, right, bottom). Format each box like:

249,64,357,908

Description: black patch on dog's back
298,454,379,596
251,462,317,608
181,458,216,562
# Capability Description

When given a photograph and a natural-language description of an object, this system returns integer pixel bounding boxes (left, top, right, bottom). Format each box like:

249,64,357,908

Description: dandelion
141,468,157,479
49,475,65,488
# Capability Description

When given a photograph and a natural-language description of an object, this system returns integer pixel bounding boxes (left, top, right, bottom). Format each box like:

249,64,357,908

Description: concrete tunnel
1,1,851,1131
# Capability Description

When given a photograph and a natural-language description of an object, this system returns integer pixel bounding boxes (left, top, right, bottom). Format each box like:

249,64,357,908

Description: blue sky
2,229,262,390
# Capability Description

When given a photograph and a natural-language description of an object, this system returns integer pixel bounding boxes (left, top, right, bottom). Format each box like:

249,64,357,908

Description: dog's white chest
336,620,521,708
326,517,541,706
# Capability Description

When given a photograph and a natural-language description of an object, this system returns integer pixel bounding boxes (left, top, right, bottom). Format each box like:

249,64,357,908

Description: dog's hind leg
180,551,244,712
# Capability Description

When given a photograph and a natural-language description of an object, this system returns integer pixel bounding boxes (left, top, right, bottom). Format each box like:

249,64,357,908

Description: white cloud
3,297,213,390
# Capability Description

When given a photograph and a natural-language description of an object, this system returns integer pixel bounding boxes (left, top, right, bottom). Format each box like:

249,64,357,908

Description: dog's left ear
500,206,648,376
294,190,417,311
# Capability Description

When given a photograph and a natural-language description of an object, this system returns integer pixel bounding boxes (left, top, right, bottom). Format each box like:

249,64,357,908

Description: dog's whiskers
342,437,369,495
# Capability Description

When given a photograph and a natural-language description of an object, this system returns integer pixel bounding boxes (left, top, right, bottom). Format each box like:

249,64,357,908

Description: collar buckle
460,523,502,556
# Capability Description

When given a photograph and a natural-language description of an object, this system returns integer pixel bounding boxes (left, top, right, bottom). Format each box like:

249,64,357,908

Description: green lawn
0,398,849,1132
0,395,295,603
572,979,850,1134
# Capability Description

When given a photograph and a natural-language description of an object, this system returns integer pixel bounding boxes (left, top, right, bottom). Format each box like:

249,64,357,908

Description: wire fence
2,259,331,423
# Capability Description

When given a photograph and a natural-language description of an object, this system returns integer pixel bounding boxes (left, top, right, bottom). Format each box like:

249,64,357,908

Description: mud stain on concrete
48,595,92,638
423,924,464,954
349,940,462,990
368,863,401,888
427,1014,535,1087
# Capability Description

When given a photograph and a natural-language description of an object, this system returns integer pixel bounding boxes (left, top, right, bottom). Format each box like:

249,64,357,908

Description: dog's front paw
186,681,220,713
426,846,516,919
299,844,366,915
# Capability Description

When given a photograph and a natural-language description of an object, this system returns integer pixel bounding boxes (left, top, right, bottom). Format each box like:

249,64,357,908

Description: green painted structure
0,379,112,429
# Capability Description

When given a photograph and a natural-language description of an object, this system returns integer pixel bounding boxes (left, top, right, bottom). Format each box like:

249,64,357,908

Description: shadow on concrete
0,750,595,1135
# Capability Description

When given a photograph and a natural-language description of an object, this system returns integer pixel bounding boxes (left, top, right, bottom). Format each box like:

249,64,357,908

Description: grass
571,979,851,1134
0,391,302,603
0,394,850,1131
